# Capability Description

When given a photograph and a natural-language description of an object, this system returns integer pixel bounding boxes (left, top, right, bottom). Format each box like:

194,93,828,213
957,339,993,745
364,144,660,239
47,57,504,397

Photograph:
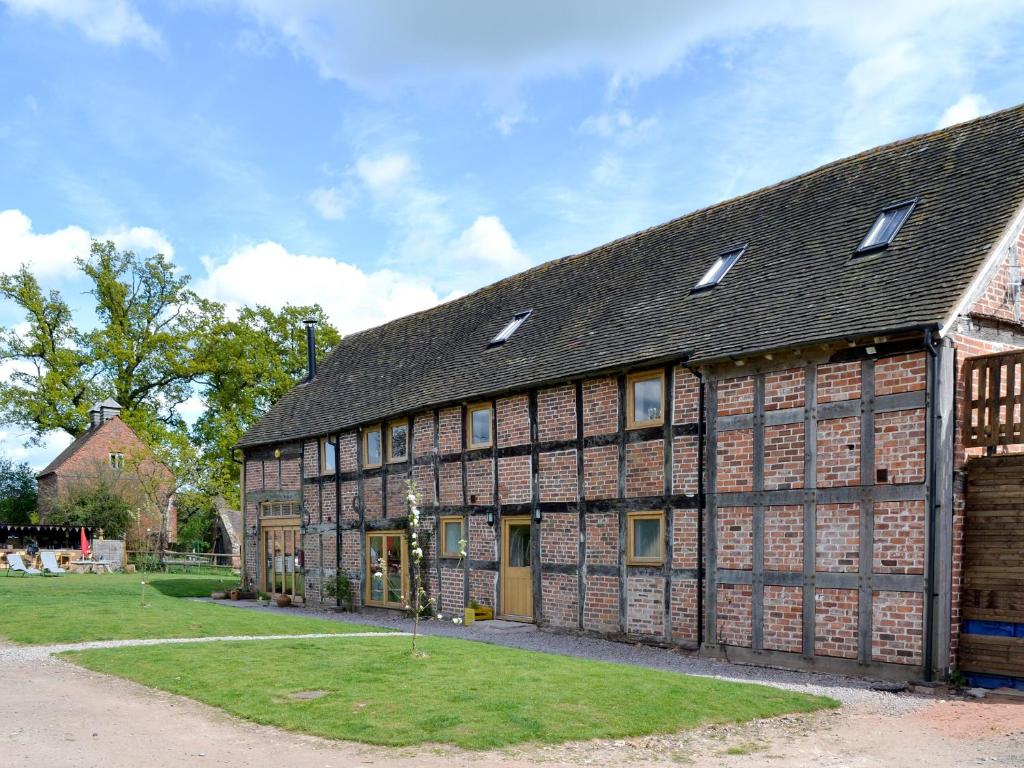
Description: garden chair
40,551,67,575
5,553,41,576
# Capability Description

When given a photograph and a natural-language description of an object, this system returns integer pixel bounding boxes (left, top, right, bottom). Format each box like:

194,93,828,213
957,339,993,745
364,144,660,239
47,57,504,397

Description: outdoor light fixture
533,508,542,522
486,511,495,527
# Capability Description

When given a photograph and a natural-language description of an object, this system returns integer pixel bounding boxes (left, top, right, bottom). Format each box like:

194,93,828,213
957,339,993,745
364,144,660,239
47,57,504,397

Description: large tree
0,457,37,524
0,240,221,450
193,304,340,504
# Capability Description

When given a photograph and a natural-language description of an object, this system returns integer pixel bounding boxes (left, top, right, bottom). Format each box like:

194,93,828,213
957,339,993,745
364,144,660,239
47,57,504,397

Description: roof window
857,199,916,253
489,310,531,346
692,246,745,292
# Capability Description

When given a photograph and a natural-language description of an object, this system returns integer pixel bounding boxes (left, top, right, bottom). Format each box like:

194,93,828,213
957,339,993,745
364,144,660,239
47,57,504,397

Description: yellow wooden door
501,518,533,619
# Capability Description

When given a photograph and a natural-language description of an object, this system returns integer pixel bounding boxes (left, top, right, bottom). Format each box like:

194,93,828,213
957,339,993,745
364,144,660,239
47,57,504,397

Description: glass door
366,531,407,608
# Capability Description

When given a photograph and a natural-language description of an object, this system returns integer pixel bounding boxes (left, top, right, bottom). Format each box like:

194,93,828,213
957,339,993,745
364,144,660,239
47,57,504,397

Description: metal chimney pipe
304,319,317,382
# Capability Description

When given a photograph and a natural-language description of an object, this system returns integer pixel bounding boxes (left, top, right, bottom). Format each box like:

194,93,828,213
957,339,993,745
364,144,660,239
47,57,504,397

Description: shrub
49,482,136,540
321,572,354,610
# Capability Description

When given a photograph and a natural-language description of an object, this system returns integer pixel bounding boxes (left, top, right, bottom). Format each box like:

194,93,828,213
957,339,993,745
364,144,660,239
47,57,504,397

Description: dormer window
489,310,531,346
692,246,744,292
856,199,916,254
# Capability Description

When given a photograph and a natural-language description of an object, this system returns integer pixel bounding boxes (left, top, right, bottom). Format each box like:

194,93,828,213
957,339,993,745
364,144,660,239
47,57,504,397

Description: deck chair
40,551,66,575
5,553,41,576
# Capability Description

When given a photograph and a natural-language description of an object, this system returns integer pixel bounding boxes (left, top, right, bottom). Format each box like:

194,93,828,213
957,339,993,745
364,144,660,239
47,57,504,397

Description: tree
175,490,219,551
192,304,340,504
0,457,37,524
0,240,222,453
48,478,136,541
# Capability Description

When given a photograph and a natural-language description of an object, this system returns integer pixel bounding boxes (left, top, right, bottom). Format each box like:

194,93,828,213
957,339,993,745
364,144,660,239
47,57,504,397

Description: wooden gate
960,455,1024,679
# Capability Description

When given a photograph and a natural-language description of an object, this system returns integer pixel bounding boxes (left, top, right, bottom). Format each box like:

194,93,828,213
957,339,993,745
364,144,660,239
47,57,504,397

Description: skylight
489,309,532,346
857,199,916,253
692,246,745,292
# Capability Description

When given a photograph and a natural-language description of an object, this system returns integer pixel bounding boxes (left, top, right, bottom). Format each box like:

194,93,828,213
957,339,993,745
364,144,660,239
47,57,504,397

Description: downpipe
923,326,940,681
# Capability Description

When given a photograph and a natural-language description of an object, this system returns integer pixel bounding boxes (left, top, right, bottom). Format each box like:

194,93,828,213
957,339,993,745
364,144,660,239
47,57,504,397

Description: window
366,531,407,608
108,452,124,470
260,501,300,518
363,425,382,468
467,403,492,448
626,370,664,429
489,309,532,346
627,511,664,565
387,420,409,463
320,436,337,474
440,516,464,558
857,199,916,253
692,246,744,291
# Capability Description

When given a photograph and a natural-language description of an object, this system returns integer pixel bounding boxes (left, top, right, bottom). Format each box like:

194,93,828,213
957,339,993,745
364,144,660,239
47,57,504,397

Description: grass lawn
68,635,837,749
0,573,380,645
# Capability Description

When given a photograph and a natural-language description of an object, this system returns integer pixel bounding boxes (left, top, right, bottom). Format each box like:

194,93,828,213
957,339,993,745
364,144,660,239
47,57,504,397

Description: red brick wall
673,365,700,424
537,384,576,441
412,412,434,458
716,584,752,647
497,455,531,504
875,409,926,484
872,590,924,665
538,450,578,502
765,368,804,410
816,417,860,487
438,406,462,453
583,445,618,499
625,440,663,497
582,377,618,436
497,395,530,447
816,503,859,572
626,576,665,637
763,423,804,490
764,585,803,653
716,506,753,570
585,512,618,565
583,574,619,633
815,588,858,659
717,376,753,416
465,460,493,506
540,512,578,565
716,429,753,491
672,434,698,494
764,505,803,572
541,573,578,628
817,361,860,402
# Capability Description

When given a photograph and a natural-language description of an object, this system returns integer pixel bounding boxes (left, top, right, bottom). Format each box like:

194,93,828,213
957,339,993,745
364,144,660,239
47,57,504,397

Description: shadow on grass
149,576,239,598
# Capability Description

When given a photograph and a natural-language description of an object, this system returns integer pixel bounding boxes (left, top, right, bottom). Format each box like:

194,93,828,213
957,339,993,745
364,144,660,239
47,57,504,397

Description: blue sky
3,0,1024,468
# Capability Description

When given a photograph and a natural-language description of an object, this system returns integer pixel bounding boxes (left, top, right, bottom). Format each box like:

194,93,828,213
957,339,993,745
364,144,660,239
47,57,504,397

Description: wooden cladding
961,455,1024,680
963,350,1024,448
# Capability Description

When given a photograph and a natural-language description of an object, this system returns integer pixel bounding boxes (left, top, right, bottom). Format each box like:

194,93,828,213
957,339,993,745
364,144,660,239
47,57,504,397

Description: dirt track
3,654,1024,767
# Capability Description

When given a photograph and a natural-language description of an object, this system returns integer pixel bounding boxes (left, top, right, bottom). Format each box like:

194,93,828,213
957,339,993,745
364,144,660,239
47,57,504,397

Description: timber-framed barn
237,104,1024,683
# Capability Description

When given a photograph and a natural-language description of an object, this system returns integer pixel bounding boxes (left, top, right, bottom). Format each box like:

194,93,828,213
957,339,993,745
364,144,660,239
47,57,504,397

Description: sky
3,0,1024,470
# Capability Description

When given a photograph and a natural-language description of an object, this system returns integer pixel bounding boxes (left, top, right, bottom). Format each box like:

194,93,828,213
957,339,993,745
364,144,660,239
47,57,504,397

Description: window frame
387,419,410,464
108,452,125,470
319,435,337,475
362,424,383,469
855,198,918,255
488,309,532,347
466,403,493,449
626,511,665,566
625,369,665,430
439,516,464,558
691,245,745,293
364,529,408,609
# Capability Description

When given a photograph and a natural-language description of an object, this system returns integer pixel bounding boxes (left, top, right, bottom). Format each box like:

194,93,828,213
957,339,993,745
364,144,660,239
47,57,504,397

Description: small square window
626,370,664,429
692,246,744,291
440,516,464,558
467,404,492,448
363,425,382,468
109,452,125,470
856,199,916,253
489,310,531,346
320,436,337,474
627,511,664,565
388,420,409,463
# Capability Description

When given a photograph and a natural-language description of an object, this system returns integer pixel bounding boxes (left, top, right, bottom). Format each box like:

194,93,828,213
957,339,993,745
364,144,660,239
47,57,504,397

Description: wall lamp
533,508,542,522
486,511,495,527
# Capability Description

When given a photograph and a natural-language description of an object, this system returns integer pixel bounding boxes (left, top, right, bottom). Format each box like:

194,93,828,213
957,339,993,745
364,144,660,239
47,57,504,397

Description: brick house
237,104,1024,681
37,399,178,545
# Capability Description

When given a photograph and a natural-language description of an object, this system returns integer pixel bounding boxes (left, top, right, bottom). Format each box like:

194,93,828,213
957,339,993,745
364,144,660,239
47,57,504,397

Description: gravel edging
0,631,410,664
204,599,930,713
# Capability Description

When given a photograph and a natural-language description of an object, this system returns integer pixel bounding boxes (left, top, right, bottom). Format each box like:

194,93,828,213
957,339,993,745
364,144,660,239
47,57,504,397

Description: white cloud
1,0,162,49
580,110,658,144
197,241,448,334
448,216,529,271
308,186,353,221
0,209,174,280
0,427,72,471
936,94,990,129
0,209,90,278
354,153,414,192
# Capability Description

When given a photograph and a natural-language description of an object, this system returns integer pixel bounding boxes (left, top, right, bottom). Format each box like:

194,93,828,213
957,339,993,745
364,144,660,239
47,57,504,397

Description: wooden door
365,531,408,609
260,523,303,598
501,517,533,620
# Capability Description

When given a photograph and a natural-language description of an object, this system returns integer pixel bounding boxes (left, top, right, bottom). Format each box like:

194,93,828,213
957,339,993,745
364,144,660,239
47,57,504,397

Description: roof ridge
329,102,1024,353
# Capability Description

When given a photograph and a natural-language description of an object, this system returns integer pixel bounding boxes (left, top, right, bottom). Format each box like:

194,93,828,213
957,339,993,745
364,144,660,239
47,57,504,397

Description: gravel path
204,599,929,712
0,630,409,663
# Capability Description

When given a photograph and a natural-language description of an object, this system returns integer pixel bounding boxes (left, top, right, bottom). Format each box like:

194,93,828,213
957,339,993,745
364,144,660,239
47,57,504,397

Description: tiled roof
238,104,1024,449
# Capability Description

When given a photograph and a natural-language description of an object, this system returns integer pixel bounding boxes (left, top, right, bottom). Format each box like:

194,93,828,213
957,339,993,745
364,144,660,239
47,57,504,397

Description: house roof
238,104,1024,450
35,422,108,478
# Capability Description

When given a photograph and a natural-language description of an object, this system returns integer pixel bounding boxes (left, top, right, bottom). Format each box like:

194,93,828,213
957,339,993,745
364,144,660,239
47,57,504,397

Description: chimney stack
304,319,317,382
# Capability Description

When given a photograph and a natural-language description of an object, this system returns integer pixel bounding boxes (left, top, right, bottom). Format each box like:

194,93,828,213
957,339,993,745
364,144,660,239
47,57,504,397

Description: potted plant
275,593,292,608
321,572,354,611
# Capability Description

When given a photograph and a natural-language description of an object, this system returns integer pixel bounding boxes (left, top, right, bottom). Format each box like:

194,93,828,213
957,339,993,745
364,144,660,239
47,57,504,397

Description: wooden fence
963,350,1024,449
